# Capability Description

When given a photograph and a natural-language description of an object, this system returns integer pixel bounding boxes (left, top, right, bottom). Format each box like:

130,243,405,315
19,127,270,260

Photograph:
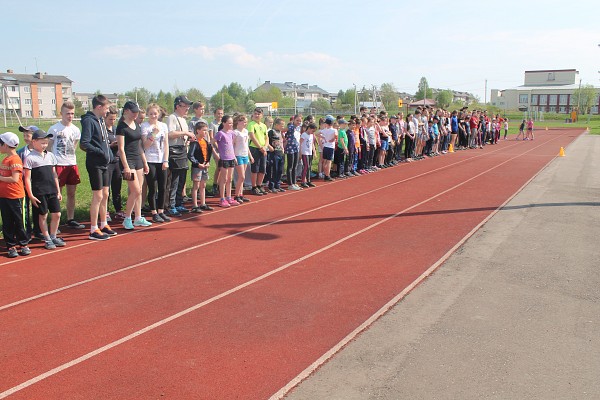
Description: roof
502,84,595,91
524,69,578,74
408,99,437,107
256,81,329,95
0,72,73,84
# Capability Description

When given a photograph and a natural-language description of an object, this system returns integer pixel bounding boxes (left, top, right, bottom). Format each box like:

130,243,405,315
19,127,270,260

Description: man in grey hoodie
80,94,115,240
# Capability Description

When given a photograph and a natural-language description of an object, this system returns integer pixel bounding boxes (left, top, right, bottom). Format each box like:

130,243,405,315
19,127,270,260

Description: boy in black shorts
23,129,66,249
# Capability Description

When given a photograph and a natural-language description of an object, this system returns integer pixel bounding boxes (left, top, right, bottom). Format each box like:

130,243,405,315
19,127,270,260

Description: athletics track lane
0,131,579,399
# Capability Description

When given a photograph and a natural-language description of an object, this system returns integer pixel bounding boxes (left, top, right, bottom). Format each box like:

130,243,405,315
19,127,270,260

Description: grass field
0,113,596,231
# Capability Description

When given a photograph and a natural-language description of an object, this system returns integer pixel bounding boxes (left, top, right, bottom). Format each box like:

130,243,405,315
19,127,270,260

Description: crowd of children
2,94,530,258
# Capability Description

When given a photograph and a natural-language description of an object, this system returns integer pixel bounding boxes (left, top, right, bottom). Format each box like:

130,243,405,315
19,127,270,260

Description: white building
254,81,331,110
0,70,73,119
490,69,599,114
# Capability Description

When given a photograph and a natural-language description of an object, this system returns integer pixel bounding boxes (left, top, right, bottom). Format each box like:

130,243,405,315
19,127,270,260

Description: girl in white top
141,103,170,222
232,114,253,203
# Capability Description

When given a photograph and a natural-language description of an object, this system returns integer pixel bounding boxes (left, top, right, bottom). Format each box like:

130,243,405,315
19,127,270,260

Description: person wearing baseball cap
0,132,31,257
19,125,39,134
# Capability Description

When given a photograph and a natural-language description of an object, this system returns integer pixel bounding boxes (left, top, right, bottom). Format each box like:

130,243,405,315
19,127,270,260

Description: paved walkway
286,132,600,400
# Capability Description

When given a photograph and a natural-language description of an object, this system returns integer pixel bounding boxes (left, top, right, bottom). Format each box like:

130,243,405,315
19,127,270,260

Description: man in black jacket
80,94,116,240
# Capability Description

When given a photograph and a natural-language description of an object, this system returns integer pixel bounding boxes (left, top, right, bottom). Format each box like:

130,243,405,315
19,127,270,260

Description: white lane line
0,144,516,312
270,135,568,399
0,138,558,399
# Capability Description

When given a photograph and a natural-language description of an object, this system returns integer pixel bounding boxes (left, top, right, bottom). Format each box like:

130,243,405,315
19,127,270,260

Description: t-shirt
320,127,337,149
140,121,168,163
247,120,268,148
0,154,25,199
188,116,208,133
366,127,376,145
233,129,250,157
337,129,348,149
116,120,143,160
167,114,189,147
214,130,235,161
268,129,284,155
23,149,58,196
284,126,299,154
48,122,81,166
300,132,314,156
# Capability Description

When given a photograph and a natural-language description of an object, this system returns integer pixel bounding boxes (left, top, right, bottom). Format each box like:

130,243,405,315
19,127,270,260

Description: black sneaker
259,187,269,195
252,187,263,196
7,247,18,258
199,204,214,211
33,231,45,241
52,237,66,247
240,197,251,202
300,183,309,188
190,206,203,214
158,212,172,222
324,176,333,182
67,219,85,229
19,246,31,256
89,229,110,241
152,213,165,223
307,182,316,187
100,225,118,236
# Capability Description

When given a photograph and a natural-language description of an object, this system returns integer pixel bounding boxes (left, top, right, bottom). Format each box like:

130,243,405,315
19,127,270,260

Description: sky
3,0,599,102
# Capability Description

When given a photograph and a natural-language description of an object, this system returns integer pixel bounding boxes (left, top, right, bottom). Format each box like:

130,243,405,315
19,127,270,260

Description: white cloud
93,45,148,59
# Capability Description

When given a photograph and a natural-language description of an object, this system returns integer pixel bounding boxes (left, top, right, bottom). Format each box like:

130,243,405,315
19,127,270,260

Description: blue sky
3,0,599,101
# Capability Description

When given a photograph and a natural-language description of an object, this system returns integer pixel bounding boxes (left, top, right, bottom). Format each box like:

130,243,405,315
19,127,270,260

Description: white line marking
0,144,517,312
0,137,561,399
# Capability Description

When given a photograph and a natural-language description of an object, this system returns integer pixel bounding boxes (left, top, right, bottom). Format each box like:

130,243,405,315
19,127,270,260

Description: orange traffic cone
448,143,454,153
558,147,565,157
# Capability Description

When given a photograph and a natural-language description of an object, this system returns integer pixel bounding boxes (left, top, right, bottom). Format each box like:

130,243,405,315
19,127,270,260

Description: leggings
286,152,299,185
146,162,168,210
107,161,122,212
301,154,313,183
404,136,414,159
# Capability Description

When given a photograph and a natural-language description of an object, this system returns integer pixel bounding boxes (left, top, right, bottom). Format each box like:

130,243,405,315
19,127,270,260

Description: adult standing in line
165,95,194,216
105,105,125,220
48,101,85,230
248,108,269,195
79,94,115,240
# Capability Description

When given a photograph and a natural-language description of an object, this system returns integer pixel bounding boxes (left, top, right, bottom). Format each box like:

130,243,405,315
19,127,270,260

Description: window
9,86,16,92
38,99,43,105
531,94,539,105
539,96,548,105
37,87,41,93
25,110,31,117
51,98,56,105
549,95,557,105
559,106,566,113
39,110,44,117
519,94,529,104
559,95,568,105
548,72,555,81
51,87,55,93
23,86,30,93
549,106,556,112
24,99,31,105
9,98,19,105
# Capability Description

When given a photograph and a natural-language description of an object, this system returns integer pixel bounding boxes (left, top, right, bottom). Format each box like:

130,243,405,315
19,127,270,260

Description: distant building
73,92,120,112
490,69,599,114
0,70,73,119
254,81,331,110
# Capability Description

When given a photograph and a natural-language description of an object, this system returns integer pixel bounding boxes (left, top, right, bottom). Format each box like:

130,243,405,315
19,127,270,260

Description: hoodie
80,111,112,167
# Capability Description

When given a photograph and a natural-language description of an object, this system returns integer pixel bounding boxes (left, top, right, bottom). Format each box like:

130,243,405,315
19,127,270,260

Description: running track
0,130,580,399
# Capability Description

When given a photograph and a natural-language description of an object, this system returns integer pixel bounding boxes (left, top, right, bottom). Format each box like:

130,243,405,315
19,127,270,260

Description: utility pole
484,79,487,104
353,83,357,115
1,83,6,127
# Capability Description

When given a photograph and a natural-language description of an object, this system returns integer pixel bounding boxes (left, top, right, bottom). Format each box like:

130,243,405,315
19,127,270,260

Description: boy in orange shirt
0,132,30,258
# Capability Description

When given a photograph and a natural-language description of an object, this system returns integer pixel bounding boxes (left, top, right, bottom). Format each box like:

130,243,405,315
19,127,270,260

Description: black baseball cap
123,101,140,113
174,95,192,107
32,129,54,140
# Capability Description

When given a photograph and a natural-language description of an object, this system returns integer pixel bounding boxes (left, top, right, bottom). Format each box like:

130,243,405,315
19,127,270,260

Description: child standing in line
23,129,65,250
188,121,213,212
267,118,285,193
232,114,253,203
319,116,338,181
317,117,325,179
0,132,30,257
346,119,358,176
17,126,39,239
284,115,302,190
526,118,534,140
503,118,509,140
334,119,349,178
299,122,317,188
213,115,239,208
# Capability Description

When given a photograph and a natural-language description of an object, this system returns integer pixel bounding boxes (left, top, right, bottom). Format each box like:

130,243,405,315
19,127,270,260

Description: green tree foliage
572,84,598,114
210,87,237,113
250,86,283,103
124,87,152,108
185,87,208,106
310,98,331,112
279,97,295,108
436,89,453,109
72,97,85,117
415,77,433,100
380,82,399,112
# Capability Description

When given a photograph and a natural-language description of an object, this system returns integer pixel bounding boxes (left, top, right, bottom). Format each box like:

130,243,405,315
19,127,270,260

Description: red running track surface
0,130,580,399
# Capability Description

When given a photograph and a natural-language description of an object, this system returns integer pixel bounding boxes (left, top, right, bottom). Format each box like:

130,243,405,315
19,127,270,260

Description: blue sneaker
134,217,152,227
176,206,190,214
123,217,134,230
167,208,181,216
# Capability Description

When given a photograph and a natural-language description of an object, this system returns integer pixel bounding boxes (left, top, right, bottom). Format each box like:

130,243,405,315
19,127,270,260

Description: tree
250,86,283,103
310,98,331,112
279,97,295,108
436,89,453,109
572,84,598,114
72,97,85,116
415,77,433,100
185,87,208,106
380,82,399,112
210,87,237,113
124,87,152,108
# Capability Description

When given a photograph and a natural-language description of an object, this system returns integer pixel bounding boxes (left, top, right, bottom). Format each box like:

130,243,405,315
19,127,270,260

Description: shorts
236,156,249,165
34,193,61,215
123,156,143,170
191,168,209,182
56,165,81,186
250,147,266,173
218,159,236,168
322,147,334,161
86,162,110,191
380,141,389,151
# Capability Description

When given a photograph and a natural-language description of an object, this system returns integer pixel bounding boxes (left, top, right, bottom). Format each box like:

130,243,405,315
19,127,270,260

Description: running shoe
7,247,18,258
89,229,110,240
288,184,301,191
152,213,165,223
252,187,263,196
67,219,85,229
200,204,214,211
324,176,333,182
219,198,230,208
101,225,117,236
52,237,66,247
300,183,309,188
167,208,181,217
158,212,172,222
190,206,203,214
123,217,134,230
176,206,190,214
19,246,32,255
44,240,56,250
227,197,240,206
307,182,316,187
134,217,152,227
